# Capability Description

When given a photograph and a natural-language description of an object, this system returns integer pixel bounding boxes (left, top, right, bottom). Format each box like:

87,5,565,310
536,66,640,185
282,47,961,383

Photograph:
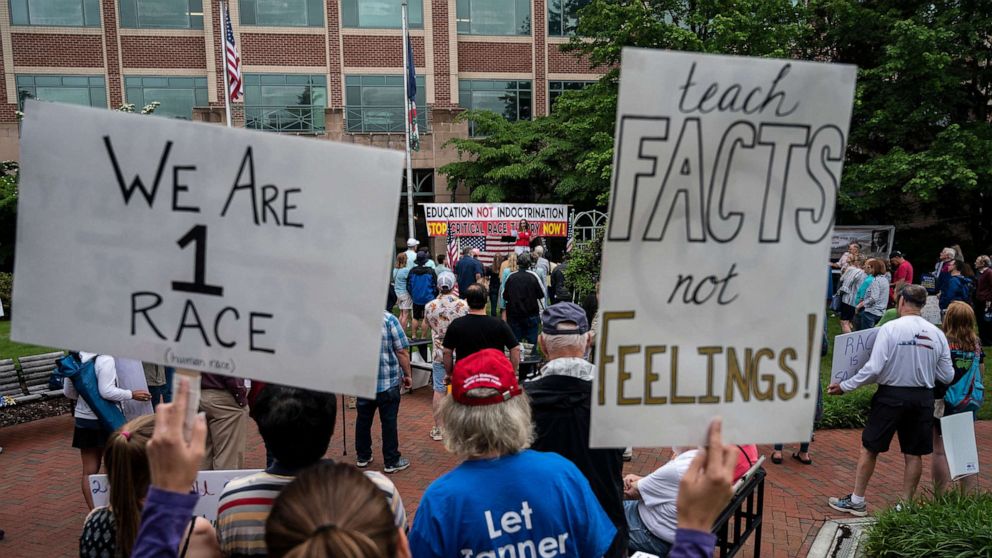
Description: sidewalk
1,388,989,557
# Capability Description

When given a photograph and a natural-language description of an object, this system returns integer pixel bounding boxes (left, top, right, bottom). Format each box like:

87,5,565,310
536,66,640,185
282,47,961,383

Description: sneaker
622,447,633,462
429,426,443,441
384,457,411,474
828,494,868,517
356,456,373,468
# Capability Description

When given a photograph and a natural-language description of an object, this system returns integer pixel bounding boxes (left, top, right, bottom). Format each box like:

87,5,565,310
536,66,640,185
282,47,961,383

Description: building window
341,0,422,29
244,74,327,133
239,0,323,26
16,75,106,108
124,76,207,119
118,0,204,29
456,0,530,35
345,75,427,133
458,79,531,135
548,80,593,109
9,0,101,26
547,0,589,36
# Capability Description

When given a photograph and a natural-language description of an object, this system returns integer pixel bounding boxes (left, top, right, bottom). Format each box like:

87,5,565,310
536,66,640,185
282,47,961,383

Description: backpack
57,353,127,432
944,349,985,414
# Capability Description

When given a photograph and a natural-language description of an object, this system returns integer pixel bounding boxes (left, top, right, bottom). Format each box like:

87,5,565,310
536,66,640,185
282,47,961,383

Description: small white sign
592,49,857,447
12,101,404,397
940,413,980,481
830,329,878,385
89,469,262,520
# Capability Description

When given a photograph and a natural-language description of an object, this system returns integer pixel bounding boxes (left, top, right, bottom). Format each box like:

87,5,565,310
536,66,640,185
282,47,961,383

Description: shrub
862,490,992,557
0,271,11,318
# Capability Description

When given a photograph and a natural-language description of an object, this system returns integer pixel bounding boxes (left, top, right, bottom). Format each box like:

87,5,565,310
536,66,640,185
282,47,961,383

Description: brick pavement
1,388,990,557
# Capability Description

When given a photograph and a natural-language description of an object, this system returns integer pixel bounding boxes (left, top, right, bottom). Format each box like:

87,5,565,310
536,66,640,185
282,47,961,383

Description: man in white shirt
622,448,699,556
827,284,954,516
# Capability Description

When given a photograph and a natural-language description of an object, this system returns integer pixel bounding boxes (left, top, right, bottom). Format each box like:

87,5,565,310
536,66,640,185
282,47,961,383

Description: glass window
239,0,323,26
341,0,422,29
9,0,101,26
124,76,208,119
244,74,327,133
547,0,589,36
458,79,531,135
456,0,530,35
118,0,204,29
344,74,427,133
548,80,593,110
16,74,106,108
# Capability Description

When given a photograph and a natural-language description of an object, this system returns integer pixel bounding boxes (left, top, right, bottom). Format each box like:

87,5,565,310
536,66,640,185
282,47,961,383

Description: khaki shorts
397,293,413,310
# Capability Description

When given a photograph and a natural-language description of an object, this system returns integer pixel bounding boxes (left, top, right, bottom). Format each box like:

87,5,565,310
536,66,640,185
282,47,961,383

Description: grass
0,319,60,360
862,490,992,557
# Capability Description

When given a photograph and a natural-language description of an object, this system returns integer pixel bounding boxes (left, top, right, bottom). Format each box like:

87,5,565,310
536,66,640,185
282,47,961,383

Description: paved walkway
1,388,990,557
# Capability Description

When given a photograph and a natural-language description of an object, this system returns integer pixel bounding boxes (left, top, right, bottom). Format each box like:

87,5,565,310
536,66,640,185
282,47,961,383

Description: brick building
0,0,601,244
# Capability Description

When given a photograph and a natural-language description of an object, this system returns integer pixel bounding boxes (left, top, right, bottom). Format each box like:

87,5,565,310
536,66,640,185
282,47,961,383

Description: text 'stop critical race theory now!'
592,49,857,447
12,101,404,398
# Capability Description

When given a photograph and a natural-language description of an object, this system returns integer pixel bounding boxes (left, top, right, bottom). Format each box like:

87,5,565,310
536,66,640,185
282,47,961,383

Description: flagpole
401,1,416,240
220,1,233,128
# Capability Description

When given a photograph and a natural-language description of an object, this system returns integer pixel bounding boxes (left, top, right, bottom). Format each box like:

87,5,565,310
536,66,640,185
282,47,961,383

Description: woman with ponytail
266,462,411,558
79,415,220,558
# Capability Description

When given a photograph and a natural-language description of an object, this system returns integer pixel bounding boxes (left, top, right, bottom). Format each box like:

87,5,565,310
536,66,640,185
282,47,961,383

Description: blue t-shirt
455,256,485,292
408,450,616,558
393,267,410,295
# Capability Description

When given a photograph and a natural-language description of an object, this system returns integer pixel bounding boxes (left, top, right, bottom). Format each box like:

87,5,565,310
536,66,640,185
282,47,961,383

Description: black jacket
525,374,627,558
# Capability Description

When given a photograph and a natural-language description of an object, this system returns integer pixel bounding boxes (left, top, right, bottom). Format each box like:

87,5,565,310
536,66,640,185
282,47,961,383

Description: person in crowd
512,219,532,255
888,251,913,306
498,252,519,313
408,349,617,557
454,246,483,298
199,373,248,470
853,258,876,307
975,255,992,345
837,256,867,333
265,462,410,558
502,253,546,344
80,414,218,558
434,253,451,275
550,255,572,305
393,253,412,332
402,238,418,269
142,362,168,410
934,246,956,295
116,357,155,420
832,242,861,275
773,326,829,465
856,258,890,330
487,254,505,316
525,303,627,557
356,311,413,473
423,272,468,441
938,259,973,313
443,283,520,377
407,251,438,339
827,284,954,516
532,245,551,283
932,302,983,494
217,385,406,557
64,352,150,509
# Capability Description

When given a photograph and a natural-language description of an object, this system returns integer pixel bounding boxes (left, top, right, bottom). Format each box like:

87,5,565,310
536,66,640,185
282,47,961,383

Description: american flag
223,5,242,102
457,235,518,268
566,210,575,252
405,35,420,151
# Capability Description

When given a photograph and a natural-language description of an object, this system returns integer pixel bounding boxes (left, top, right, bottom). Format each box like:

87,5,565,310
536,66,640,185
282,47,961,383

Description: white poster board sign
830,329,878,385
592,49,856,447
922,295,942,325
940,413,980,480
90,469,262,520
12,101,404,397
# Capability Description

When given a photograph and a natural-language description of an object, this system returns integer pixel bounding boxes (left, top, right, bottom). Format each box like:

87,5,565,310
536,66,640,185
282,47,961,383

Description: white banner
90,469,261,520
592,49,856,447
12,101,404,397
830,330,878,385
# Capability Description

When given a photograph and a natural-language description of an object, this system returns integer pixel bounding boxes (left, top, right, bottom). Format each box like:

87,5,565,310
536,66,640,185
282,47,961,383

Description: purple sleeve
667,528,717,558
131,487,198,558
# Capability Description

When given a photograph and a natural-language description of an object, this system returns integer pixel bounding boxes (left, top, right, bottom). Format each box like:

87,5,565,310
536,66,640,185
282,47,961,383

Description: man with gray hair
526,302,626,557
532,245,551,281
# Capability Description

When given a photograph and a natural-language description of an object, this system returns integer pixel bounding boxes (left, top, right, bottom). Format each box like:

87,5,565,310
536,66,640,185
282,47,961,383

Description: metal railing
245,105,325,133
345,106,430,134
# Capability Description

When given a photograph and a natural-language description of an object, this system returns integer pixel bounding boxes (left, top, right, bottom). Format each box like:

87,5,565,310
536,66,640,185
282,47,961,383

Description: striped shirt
216,466,407,557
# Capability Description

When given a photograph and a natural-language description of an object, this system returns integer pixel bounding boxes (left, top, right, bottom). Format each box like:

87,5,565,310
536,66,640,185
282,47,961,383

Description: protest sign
423,203,570,237
90,469,261,520
592,49,856,446
940,413,980,481
830,226,895,261
830,330,878,384
12,101,404,397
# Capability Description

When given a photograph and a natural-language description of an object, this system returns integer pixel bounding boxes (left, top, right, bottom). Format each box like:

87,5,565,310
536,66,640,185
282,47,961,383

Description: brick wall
121,37,206,68
457,42,532,73
342,36,425,68
101,0,123,106
10,35,104,68
241,34,326,66
326,0,343,107
431,0,451,107
547,44,597,74
533,0,547,116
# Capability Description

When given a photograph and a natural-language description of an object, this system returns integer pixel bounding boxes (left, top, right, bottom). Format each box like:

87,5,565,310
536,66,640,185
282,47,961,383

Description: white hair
541,322,588,356
440,391,533,459
944,247,956,259
533,245,545,257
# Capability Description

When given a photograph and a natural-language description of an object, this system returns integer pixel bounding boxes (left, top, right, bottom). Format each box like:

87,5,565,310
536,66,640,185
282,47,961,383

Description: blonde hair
507,252,518,273
440,391,534,459
943,301,979,350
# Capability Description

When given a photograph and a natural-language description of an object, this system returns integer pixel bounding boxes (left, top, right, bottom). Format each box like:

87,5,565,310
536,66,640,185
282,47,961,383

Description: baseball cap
415,250,429,265
541,302,589,335
450,349,521,406
407,238,419,246
437,271,456,291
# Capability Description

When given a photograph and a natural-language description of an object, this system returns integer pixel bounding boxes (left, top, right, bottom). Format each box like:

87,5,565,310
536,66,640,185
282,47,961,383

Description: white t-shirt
839,315,955,392
635,449,698,544
63,353,131,421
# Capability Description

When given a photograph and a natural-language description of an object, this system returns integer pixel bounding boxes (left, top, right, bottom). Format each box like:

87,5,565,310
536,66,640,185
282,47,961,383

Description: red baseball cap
451,349,522,406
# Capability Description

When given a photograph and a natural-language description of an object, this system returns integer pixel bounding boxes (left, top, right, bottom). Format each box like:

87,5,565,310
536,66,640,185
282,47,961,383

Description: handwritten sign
423,203,570,237
830,329,878,384
90,469,261,520
591,49,856,447
11,101,404,397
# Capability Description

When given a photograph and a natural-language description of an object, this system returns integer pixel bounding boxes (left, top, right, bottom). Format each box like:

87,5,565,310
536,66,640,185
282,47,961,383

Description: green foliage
0,161,19,272
863,490,992,558
563,229,604,301
117,101,161,114
0,271,11,314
